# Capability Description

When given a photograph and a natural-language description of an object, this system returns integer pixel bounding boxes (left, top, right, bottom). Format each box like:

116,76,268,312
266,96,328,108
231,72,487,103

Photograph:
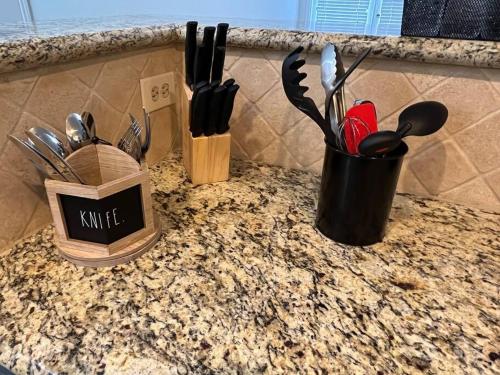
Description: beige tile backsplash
0,43,498,251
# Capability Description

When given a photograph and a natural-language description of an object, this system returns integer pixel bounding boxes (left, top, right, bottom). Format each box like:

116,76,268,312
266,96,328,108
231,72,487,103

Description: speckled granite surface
0,154,499,374
1,20,499,74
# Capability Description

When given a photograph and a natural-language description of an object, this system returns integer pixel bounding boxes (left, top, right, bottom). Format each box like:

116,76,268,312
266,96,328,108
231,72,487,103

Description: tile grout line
452,107,500,135
230,136,250,160
400,70,421,96
483,168,500,201
405,160,432,196
69,62,105,89
0,75,41,156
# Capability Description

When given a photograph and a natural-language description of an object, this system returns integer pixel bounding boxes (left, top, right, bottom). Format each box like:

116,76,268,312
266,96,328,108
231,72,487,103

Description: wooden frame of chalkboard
45,144,161,267
181,83,231,186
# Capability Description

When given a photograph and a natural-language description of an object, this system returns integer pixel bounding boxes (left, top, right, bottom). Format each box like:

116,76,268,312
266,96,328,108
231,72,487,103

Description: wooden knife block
181,84,231,186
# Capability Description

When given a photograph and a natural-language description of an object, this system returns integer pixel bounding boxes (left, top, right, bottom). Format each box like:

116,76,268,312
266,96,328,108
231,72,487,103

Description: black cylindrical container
316,141,408,246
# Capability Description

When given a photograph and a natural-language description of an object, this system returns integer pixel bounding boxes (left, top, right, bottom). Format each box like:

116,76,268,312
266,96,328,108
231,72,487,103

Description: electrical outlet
140,72,175,112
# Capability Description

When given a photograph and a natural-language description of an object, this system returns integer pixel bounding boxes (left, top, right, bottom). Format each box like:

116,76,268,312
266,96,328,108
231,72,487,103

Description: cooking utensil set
8,107,152,185
185,21,239,138
282,44,448,157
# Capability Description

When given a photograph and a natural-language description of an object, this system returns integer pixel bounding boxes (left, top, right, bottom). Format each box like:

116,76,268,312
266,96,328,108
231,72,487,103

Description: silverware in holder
45,144,161,267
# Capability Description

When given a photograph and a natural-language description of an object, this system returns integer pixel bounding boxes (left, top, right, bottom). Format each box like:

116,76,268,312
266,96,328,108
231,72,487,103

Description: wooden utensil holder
181,83,231,185
45,144,161,267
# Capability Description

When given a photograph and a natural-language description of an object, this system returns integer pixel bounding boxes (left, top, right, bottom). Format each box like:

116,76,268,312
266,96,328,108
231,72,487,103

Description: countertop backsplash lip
1,22,499,74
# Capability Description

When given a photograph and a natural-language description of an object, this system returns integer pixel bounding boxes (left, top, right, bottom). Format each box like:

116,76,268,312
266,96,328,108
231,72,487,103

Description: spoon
66,113,91,151
397,101,448,137
81,111,96,138
358,131,402,157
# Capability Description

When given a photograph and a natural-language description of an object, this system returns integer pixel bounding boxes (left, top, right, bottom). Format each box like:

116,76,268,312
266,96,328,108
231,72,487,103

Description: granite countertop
0,154,499,374
1,16,499,75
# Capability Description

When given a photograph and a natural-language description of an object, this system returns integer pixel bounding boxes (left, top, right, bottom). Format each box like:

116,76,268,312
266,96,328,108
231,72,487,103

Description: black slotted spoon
282,47,334,142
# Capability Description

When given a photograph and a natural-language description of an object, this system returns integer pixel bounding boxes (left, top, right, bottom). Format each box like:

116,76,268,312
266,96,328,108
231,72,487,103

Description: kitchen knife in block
223,78,235,87
210,80,221,90
206,85,227,136
196,26,215,82
185,21,198,87
218,84,239,134
211,46,226,83
215,23,229,48
190,81,208,132
181,84,231,185
193,44,207,85
191,85,212,137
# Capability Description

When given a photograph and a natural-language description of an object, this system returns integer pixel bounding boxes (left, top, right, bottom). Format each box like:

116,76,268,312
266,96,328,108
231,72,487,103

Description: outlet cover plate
140,72,176,113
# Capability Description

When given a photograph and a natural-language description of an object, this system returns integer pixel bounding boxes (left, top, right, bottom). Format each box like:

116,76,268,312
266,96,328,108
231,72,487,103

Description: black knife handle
201,27,216,82
192,86,212,137
185,21,198,87
223,78,235,87
190,81,208,131
215,23,229,48
210,80,221,90
218,84,239,134
211,46,226,83
193,44,204,85
206,86,227,137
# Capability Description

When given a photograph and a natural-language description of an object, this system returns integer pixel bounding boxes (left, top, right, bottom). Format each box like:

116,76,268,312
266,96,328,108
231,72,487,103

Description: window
309,0,404,36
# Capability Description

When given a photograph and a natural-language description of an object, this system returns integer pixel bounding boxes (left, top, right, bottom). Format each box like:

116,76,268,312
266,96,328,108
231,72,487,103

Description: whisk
337,116,373,154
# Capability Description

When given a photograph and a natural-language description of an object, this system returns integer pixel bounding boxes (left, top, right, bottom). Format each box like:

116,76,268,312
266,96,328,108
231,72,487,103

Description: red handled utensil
342,101,378,154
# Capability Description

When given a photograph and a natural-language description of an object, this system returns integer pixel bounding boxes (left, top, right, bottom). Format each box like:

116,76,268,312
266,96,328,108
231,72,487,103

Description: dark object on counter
201,27,216,80
215,23,229,48
191,85,212,137
211,46,226,82
282,47,327,138
193,27,216,84
223,78,235,87
358,101,448,157
282,46,372,147
59,185,145,245
218,83,239,134
190,81,209,131
186,22,238,135
211,23,229,82
193,43,207,85
185,21,198,87
397,101,448,137
401,0,500,41
206,85,227,136
316,141,408,246
210,80,220,90
358,130,402,157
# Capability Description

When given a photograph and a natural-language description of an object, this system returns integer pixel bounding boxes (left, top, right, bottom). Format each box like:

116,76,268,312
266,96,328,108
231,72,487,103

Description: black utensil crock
316,141,408,246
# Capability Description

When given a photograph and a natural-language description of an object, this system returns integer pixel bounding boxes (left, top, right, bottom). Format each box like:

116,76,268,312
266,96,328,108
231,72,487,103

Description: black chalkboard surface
59,185,145,245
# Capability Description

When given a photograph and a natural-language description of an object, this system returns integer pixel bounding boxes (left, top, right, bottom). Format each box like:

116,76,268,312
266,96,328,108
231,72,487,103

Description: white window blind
376,0,404,35
312,0,404,36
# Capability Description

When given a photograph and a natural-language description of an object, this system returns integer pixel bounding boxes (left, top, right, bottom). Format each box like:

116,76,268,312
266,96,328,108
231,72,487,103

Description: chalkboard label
59,185,144,245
